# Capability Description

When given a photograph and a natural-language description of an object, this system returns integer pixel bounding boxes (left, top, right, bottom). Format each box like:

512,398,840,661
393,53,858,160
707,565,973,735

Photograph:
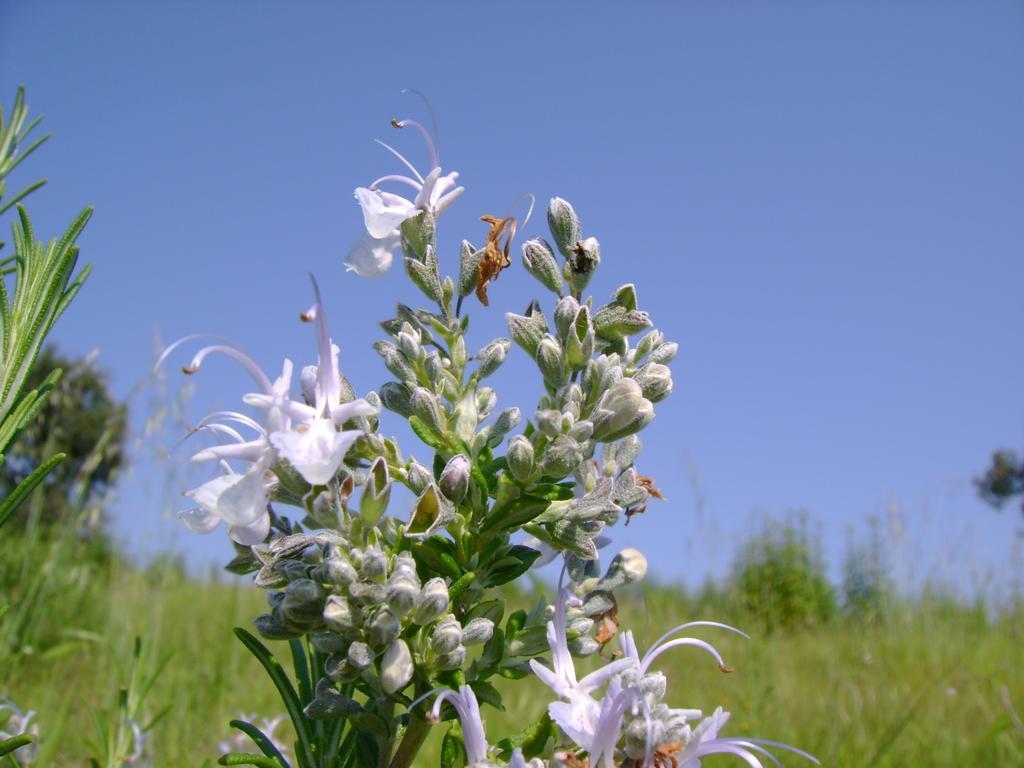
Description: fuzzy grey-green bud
565,306,595,371
311,631,349,655
386,574,420,617
554,295,581,340
506,303,550,359
381,639,414,694
506,435,536,484
436,646,466,671
439,454,471,504
461,617,495,646
323,595,356,633
477,338,511,379
521,237,563,293
366,606,401,648
407,459,433,496
590,378,655,442
359,546,388,583
347,641,374,671
321,555,357,587
592,304,652,341
423,351,444,385
410,387,447,437
486,407,521,449
379,381,414,418
406,484,456,538
547,197,582,257
536,334,567,388
458,240,482,299
282,579,325,625
476,386,497,417
542,435,583,478
374,341,416,383
601,547,648,591
568,635,600,657
634,362,673,403
565,236,601,293
360,458,392,526
649,341,678,366
431,615,463,655
413,578,450,625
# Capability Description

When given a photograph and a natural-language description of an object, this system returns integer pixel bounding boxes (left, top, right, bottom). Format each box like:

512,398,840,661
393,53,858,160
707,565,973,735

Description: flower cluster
167,98,814,768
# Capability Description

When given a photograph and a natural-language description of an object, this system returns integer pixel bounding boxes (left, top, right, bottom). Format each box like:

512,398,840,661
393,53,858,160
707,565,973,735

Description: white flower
422,686,542,768
246,277,377,485
181,457,272,545
345,111,464,277
529,587,633,751
676,707,820,768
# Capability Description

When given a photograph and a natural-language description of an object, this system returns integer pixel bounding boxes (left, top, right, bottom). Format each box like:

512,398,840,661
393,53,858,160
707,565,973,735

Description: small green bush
731,512,836,631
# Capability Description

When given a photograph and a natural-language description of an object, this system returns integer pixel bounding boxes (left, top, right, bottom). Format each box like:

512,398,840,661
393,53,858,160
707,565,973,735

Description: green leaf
218,754,287,767
410,536,463,579
226,720,290,766
440,728,464,768
0,734,32,759
469,680,504,711
408,415,447,451
0,451,63,529
233,628,316,768
495,712,557,760
479,495,550,534
480,545,541,588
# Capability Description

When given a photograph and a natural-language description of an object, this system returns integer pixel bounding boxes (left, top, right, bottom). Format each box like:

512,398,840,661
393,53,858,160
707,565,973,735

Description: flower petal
345,231,399,277
355,187,415,238
179,506,220,534
270,421,361,486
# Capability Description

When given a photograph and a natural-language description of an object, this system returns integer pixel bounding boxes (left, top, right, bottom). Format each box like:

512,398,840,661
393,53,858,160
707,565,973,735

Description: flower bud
592,304,652,342
439,454,471,504
547,197,582,257
634,362,673,403
458,240,482,299
568,419,593,443
311,631,349,655
506,304,550,359
397,329,422,362
410,387,447,437
486,407,521,449
380,639,414,694
379,381,413,418
536,409,562,438
374,341,416,383
541,435,583,478
413,577,450,624
506,435,536,484
360,458,392,526
566,616,595,638
521,237,563,294
282,579,325,625
423,351,444,385
601,547,649,591
565,237,601,294
590,378,655,442
323,595,356,632
436,645,467,671
431,615,463,655
476,386,497,416
568,636,600,657
536,334,567,388
366,605,401,648
347,641,374,671
386,573,420,617
554,295,581,340
461,617,495,646
614,435,642,470
407,459,433,496
565,306,595,371
477,338,511,380
649,341,679,365
320,555,358,587
359,546,388,583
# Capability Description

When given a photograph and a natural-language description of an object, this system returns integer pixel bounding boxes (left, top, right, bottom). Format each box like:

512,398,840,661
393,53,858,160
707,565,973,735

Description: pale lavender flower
0,698,38,766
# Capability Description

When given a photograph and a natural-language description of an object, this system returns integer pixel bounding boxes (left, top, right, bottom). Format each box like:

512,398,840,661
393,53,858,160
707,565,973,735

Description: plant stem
386,718,431,768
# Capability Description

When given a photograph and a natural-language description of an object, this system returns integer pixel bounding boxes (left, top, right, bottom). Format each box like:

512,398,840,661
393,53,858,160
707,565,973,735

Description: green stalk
386,718,431,768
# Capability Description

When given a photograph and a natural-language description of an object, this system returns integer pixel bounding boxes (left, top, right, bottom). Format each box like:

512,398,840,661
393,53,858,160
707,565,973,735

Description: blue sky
1,2,1022,593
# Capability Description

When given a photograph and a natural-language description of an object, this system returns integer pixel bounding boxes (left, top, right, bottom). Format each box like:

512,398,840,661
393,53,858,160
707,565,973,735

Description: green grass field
2,537,1022,767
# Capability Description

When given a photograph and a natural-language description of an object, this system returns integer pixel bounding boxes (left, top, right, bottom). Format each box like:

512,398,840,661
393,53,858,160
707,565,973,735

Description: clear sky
1,2,1022,594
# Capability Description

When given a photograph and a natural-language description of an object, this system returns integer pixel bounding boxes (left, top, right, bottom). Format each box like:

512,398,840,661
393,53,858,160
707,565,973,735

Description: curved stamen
737,739,820,764
374,139,424,183
391,118,439,170
304,274,340,414
194,410,266,436
401,87,441,162
155,333,233,372
642,621,749,670
640,637,732,675
183,345,273,394
506,192,537,231
369,174,422,192
192,422,246,444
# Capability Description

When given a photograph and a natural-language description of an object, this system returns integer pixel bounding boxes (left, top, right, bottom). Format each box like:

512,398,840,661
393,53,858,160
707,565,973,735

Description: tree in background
0,346,126,536
977,450,1024,518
